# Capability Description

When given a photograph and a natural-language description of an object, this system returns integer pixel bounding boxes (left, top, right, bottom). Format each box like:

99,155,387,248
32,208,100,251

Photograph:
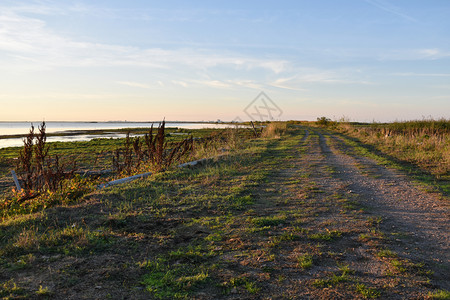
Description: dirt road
313,128,449,290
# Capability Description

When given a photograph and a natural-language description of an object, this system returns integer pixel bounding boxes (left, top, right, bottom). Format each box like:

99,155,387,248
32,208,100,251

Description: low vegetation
0,121,260,218
313,117,449,195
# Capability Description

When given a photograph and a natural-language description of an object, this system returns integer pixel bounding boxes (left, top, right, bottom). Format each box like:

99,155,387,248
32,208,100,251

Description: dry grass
262,122,288,138
336,120,449,177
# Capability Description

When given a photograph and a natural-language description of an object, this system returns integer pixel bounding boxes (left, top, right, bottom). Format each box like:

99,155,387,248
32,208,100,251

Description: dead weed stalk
16,122,76,199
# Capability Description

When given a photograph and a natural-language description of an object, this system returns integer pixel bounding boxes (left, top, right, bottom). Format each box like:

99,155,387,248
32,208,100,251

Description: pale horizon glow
0,0,449,122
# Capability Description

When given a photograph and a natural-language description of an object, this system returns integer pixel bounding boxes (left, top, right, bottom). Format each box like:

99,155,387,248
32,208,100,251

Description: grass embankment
0,124,446,298
0,125,245,218
313,119,449,197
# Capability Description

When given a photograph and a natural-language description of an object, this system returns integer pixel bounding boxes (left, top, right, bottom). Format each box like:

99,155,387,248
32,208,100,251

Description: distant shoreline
0,122,240,148
0,121,228,124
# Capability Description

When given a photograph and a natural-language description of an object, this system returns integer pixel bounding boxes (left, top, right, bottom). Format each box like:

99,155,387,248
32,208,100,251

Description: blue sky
0,0,449,122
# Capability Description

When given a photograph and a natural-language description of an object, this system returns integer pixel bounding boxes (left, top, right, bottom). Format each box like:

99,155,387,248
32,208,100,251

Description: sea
0,122,234,149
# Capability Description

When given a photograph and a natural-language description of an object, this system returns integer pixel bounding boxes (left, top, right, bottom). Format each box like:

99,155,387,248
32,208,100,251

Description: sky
0,0,449,122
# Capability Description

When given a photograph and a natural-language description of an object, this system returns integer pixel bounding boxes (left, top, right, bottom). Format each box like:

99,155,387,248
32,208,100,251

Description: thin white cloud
392,72,450,77
2,1,64,16
177,79,263,90
269,77,308,91
0,92,125,100
116,81,152,89
365,0,416,22
377,48,450,61
416,48,450,60
269,70,373,88
231,80,264,90
172,80,189,88
0,9,287,73
190,80,232,89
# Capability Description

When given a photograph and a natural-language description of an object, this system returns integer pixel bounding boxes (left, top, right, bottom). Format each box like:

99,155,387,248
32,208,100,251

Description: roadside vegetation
312,117,449,196
0,120,448,298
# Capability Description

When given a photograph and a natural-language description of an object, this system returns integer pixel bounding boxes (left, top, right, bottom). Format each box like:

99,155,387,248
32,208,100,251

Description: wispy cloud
377,48,450,61
116,81,152,89
269,77,308,91
0,92,126,100
364,0,416,22
0,8,288,73
172,80,189,88
190,80,232,89
269,70,373,90
192,79,264,90
231,80,264,90
392,72,450,77
415,49,450,60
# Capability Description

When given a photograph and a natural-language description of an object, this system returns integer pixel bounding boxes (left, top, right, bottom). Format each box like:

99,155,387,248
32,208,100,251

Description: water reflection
0,123,237,149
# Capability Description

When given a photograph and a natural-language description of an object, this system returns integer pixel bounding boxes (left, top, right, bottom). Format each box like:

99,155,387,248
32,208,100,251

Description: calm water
0,122,233,149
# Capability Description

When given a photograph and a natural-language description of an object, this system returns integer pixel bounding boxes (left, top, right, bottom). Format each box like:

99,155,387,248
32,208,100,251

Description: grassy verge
311,119,449,198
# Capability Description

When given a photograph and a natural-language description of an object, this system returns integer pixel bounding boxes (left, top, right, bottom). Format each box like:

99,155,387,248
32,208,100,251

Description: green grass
36,285,51,296
308,229,342,241
0,279,26,298
429,289,450,299
355,283,381,298
140,257,210,299
312,264,354,288
252,215,286,227
377,249,397,258
297,253,313,269
220,276,260,295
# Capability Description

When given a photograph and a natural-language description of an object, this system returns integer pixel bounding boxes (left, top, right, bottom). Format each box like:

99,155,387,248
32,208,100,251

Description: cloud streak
116,81,152,89
392,72,450,77
0,9,288,74
364,0,416,22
